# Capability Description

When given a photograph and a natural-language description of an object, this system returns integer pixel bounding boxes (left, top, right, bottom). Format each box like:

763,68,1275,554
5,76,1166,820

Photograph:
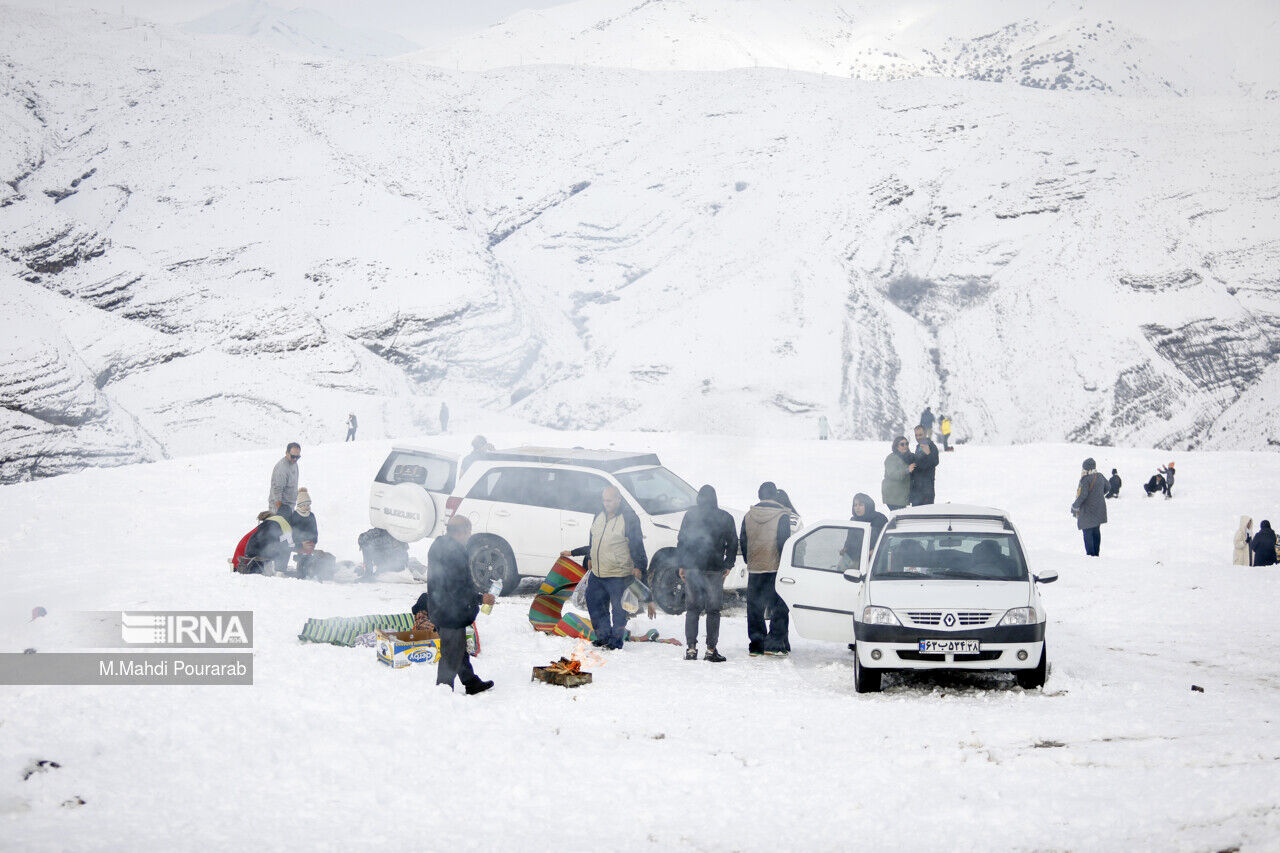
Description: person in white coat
1234,516,1253,566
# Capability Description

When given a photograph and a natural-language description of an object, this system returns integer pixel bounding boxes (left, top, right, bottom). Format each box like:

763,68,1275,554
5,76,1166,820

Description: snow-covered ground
3,430,1279,850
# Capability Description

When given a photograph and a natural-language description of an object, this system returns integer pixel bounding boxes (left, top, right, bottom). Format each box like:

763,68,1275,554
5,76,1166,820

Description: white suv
776,505,1055,693
368,445,750,608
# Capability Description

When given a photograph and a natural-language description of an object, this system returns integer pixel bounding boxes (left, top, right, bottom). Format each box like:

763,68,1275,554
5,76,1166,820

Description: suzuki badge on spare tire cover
379,483,437,543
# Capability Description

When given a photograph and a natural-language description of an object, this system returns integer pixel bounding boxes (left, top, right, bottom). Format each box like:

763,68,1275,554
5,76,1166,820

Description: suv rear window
375,452,456,492
614,467,698,515
870,532,1027,581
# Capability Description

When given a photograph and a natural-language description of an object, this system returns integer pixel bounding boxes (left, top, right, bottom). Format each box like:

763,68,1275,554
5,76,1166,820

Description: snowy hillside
183,0,419,59
1,4,1279,483
414,0,1280,98
3,432,1280,849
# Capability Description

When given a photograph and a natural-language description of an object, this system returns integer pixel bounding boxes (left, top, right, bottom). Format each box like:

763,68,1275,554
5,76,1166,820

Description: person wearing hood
428,515,494,694
676,485,739,662
1234,517,1253,566
1252,520,1277,567
844,493,888,558
243,510,295,575
1071,457,1109,557
739,482,796,656
289,488,320,577
881,436,912,511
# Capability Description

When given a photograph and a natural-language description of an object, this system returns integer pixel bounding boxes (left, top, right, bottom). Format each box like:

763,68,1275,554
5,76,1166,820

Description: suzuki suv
368,445,750,605
775,505,1055,693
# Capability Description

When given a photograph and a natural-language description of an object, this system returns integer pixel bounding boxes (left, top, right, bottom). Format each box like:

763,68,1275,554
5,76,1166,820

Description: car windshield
870,532,1028,581
614,466,699,515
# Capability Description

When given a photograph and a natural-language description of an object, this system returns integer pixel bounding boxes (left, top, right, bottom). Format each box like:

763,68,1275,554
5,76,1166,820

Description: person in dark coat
676,485,739,662
1143,472,1166,497
427,515,494,693
243,511,295,574
345,413,357,442
1159,462,1175,498
920,406,934,434
908,425,939,506
1252,520,1278,567
1106,468,1122,498
844,493,888,560
1071,458,1109,557
288,487,320,577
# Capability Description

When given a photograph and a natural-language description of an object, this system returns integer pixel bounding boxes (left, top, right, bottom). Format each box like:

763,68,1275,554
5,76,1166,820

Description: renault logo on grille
943,613,956,628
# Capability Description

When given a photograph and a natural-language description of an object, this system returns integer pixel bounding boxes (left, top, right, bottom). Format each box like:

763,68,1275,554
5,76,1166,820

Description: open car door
776,521,871,644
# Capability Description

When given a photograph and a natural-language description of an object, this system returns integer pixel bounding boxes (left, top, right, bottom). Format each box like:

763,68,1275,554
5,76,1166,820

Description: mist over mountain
184,0,419,59
1,2,1278,482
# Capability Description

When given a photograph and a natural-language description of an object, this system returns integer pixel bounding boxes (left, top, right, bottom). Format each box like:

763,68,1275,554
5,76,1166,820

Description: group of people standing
1235,517,1278,567
881,423,941,510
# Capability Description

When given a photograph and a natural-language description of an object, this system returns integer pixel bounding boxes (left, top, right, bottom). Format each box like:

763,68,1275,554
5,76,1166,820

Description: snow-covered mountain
184,0,419,59
413,0,1280,98
2,4,1279,482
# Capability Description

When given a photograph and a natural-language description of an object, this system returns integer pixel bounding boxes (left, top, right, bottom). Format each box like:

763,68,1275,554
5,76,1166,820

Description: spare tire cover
377,484,437,543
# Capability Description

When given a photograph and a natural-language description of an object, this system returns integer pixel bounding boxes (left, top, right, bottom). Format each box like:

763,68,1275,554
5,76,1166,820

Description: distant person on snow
939,415,952,451
427,515,494,694
1234,517,1253,566
439,402,450,433
461,435,494,474
740,481,796,657
881,436,912,511
1159,462,1175,498
345,413,357,442
909,425,939,506
920,406,934,434
818,415,830,441
1106,468,1122,499
269,442,300,513
1251,520,1277,567
562,485,648,651
1071,457,1109,557
843,493,888,561
1143,472,1166,497
676,484,739,663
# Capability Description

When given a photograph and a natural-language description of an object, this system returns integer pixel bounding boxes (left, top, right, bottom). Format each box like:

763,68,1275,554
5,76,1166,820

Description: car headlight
861,606,901,626
998,606,1037,626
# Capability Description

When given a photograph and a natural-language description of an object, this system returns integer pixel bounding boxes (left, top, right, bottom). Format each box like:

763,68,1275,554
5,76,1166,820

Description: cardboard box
376,627,479,668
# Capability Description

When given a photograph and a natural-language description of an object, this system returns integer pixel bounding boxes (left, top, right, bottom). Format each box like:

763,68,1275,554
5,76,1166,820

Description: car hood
868,579,1031,612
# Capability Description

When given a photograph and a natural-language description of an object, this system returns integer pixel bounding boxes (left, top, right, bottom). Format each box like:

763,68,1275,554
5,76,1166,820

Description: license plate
918,639,980,654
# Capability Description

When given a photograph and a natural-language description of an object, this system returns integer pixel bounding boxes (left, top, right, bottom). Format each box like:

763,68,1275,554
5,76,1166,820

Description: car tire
468,536,521,596
1016,643,1048,690
648,549,685,615
854,651,882,693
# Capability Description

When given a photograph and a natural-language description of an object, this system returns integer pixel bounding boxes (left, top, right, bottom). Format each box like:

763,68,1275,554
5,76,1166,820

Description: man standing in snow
920,406,934,435
268,443,300,513
740,482,795,656
439,402,450,433
1071,458,1108,557
677,484,738,662
562,486,648,650
427,515,494,694
908,425,939,506
818,415,830,441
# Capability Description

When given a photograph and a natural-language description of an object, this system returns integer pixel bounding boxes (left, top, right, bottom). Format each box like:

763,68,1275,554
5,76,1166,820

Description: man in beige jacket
562,486,648,650
739,482,796,656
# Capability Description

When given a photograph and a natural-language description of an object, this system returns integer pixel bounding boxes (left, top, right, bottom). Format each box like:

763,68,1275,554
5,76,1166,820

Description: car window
791,526,857,572
869,533,1027,581
614,467,698,515
554,470,610,515
376,451,455,492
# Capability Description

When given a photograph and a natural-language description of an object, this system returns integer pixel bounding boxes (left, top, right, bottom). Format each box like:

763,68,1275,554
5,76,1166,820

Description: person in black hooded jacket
676,485,739,662
427,515,494,694
1252,520,1278,567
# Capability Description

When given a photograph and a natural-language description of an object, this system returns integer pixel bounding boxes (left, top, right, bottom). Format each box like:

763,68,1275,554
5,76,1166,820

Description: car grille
897,650,1003,663
902,611,996,627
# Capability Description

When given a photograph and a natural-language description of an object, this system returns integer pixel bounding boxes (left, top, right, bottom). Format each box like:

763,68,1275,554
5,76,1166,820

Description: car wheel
1016,643,1048,690
854,651,882,694
649,550,685,615
468,537,521,596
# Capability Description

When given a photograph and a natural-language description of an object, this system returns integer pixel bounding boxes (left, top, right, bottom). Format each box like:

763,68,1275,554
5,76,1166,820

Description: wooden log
531,665,593,688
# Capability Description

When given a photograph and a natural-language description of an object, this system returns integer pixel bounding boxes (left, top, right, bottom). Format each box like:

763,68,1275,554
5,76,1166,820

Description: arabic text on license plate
918,639,981,654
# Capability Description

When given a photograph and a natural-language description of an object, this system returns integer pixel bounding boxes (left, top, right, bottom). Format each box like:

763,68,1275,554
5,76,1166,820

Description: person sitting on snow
1106,468,1122,499
242,511,294,575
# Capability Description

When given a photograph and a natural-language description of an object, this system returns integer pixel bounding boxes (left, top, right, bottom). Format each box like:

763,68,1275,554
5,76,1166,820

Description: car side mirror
842,568,863,584
1035,570,1058,584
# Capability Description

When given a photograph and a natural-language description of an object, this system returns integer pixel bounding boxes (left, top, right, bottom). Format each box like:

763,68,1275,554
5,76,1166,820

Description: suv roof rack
484,446,662,474
884,513,1014,532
